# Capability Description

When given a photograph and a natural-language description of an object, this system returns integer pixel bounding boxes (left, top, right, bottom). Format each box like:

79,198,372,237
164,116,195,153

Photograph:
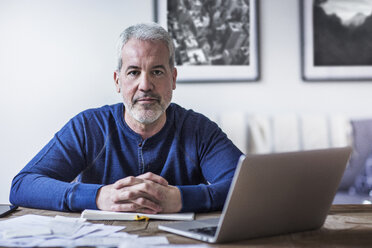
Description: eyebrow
125,64,167,72
152,65,166,70
125,65,140,72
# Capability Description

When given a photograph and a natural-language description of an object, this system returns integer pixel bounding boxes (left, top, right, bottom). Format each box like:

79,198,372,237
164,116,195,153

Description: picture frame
301,0,372,81
154,0,259,82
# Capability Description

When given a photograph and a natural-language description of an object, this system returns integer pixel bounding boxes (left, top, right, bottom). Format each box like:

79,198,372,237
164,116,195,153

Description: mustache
133,93,161,103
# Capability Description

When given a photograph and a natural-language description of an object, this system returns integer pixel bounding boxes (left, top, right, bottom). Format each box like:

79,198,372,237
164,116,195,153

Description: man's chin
139,103,158,109
131,109,163,124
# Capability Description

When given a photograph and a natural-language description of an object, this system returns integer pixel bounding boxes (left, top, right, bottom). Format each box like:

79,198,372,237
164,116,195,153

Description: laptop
158,146,352,243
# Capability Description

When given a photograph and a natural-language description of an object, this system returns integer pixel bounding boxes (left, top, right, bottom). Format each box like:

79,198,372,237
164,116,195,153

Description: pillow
353,153,372,194
338,118,372,191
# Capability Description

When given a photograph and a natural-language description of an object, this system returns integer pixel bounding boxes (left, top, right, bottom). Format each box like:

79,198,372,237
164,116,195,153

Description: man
10,23,242,213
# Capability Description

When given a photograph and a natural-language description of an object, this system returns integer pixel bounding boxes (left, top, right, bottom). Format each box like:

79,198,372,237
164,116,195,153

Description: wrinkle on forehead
121,39,170,69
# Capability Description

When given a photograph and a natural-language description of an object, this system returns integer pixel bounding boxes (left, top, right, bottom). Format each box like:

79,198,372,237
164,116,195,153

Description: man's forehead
121,39,169,67
122,39,168,54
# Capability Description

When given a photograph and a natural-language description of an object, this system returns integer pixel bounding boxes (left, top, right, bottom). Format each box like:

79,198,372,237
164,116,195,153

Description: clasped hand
96,172,182,214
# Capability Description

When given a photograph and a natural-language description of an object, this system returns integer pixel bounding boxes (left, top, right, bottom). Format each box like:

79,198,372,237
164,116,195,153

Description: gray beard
124,102,168,124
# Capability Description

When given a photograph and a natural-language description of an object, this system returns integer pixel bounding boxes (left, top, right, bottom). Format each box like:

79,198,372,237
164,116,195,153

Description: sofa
211,112,372,204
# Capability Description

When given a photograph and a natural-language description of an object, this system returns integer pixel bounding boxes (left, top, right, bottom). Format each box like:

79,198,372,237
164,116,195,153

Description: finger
113,176,144,189
130,197,162,213
124,181,165,202
112,204,159,214
135,208,159,214
137,172,168,186
111,197,161,213
111,202,139,212
111,188,139,203
113,187,160,205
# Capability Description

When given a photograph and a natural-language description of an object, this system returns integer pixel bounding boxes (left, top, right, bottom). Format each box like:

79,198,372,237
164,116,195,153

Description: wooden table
4,205,372,247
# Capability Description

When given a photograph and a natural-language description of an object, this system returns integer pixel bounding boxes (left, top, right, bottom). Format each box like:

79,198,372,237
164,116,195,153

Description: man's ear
113,71,121,93
172,67,177,90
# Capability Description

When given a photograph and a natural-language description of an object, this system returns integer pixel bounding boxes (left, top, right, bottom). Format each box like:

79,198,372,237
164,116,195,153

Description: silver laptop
158,146,352,243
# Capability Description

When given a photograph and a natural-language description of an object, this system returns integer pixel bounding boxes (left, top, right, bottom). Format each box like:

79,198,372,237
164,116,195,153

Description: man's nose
138,73,154,92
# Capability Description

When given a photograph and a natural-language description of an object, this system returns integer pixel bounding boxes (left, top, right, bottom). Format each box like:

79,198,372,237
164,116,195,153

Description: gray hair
116,23,175,72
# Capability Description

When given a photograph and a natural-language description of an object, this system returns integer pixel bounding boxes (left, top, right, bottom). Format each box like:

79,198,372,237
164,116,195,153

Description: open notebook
81,209,194,221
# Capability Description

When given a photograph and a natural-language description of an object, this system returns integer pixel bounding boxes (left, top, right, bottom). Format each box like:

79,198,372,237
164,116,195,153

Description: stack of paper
0,214,169,247
81,209,195,221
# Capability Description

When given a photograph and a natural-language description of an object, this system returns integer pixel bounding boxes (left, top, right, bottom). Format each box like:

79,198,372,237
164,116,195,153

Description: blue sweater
10,103,242,212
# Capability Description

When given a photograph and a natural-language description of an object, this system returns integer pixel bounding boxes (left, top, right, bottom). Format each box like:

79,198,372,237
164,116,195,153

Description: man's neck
124,112,167,140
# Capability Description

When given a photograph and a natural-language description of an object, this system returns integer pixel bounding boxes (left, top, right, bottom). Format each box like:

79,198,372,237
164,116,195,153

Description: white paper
3,227,52,239
119,236,169,248
79,224,126,238
120,243,208,248
0,236,44,247
136,236,169,245
0,214,130,247
0,214,175,247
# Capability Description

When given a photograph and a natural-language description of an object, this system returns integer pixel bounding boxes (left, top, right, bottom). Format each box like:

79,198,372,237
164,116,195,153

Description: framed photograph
154,0,259,82
301,0,372,81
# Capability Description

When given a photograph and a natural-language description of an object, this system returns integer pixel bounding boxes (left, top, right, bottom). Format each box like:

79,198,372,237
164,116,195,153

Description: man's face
114,39,177,125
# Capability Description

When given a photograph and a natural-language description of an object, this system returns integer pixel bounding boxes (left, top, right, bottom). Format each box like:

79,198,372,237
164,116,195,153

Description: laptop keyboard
188,226,217,237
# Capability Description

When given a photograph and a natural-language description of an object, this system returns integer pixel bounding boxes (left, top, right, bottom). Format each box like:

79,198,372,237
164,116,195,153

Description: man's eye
128,71,139,76
152,70,164,76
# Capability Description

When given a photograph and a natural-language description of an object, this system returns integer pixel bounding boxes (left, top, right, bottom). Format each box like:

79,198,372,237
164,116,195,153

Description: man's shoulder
169,103,217,128
56,103,123,139
78,103,121,117
170,103,203,119
71,103,122,125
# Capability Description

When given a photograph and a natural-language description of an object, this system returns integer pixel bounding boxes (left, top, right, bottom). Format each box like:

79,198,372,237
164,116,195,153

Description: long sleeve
10,115,102,211
175,112,243,212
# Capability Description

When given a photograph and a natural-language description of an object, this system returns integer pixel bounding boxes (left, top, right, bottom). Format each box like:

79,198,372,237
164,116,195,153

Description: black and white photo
155,0,259,82
302,0,372,80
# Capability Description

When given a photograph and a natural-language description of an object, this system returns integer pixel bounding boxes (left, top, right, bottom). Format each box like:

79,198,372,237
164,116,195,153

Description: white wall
0,0,153,203
1,0,372,203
